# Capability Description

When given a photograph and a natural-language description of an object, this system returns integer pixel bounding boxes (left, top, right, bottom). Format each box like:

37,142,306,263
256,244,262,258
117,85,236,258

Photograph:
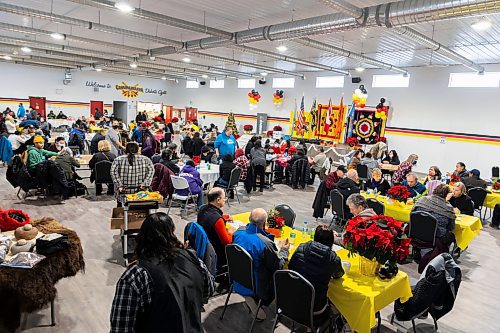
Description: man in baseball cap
463,168,487,190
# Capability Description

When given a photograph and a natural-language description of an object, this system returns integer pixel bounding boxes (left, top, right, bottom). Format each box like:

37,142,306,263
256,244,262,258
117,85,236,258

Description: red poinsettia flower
387,185,412,202
493,182,500,190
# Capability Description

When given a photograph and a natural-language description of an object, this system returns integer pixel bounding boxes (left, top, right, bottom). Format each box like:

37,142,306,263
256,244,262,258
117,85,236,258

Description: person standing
310,147,327,184
250,140,266,192
94,108,102,120
110,213,214,333
214,126,237,159
106,119,125,156
17,103,26,119
90,128,106,155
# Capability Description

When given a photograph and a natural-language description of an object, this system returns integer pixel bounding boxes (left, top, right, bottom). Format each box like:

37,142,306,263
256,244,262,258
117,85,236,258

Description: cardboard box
110,207,149,230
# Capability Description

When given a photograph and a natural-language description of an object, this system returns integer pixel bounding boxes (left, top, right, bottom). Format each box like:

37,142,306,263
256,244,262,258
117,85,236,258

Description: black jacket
312,181,329,219
366,178,391,195
449,194,474,215
289,241,344,312
219,161,235,182
191,138,205,156
336,177,360,218
90,133,105,154
159,159,180,175
88,152,116,182
462,176,487,190
182,137,193,156
197,204,227,271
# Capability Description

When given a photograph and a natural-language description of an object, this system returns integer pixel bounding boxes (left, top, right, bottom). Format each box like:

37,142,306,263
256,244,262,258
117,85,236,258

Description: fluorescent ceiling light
95,68,102,72
260,72,268,77
21,46,32,53
355,67,365,72
129,62,138,68
182,57,191,63
201,74,208,78
471,20,492,31
3,55,12,60
276,45,288,52
114,1,134,13
161,76,167,80
50,32,64,40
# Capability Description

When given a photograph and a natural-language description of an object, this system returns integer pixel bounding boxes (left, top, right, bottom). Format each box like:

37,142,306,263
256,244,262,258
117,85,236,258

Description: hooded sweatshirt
27,146,57,171
214,132,237,157
177,164,203,196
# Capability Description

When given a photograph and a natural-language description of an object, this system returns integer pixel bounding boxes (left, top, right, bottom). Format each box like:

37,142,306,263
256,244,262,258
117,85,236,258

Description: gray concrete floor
0,166,497,333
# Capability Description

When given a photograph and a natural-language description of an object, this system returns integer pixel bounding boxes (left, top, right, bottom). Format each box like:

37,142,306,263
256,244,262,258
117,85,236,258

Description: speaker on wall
258,79,266,85
352,77,361,83
200,81,206,86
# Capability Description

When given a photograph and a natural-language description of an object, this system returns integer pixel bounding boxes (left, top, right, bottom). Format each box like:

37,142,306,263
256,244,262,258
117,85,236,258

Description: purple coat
177,164,203,196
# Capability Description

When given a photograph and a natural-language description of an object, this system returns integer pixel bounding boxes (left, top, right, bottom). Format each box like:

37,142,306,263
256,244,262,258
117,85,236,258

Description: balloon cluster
248,89,261,105
352,84,368,108
273,90,284,105
376,98,387,111
375,97,388,120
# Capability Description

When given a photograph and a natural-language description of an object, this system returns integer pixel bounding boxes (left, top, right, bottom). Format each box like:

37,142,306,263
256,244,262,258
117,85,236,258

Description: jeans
196,192,204,207
253,165,265,190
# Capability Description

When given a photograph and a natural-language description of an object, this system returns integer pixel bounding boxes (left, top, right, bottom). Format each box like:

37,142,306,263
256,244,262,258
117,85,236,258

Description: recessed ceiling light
21,46,32,53
114,1,134,13
182,57,191,63
129,62,138,68
161,76,167,80
355,67,365,72
50,32,64,40
276,45,288,52
95,68,102,72
260,72,268,77
471,20,492,31
3,55,12,60
201,74,208,78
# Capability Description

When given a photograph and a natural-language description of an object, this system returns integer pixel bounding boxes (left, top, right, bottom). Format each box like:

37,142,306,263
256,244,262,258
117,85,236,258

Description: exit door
185,107,198,122
90,100,104,117
29,96,46,118
113,101,128,122
256,113,268,134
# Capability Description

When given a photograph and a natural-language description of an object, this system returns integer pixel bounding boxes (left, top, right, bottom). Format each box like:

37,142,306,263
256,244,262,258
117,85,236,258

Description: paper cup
341,260,351,274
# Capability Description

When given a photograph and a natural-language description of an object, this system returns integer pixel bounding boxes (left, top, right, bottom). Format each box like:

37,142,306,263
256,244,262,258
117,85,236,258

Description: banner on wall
115,82,144,98
85,80,166,97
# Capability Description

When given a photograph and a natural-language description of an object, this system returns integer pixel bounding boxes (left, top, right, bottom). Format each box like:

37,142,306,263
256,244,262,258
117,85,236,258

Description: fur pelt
0,217,85,333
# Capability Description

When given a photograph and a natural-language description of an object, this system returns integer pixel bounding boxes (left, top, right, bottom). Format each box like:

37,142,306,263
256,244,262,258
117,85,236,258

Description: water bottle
374,188,378,196
290,228,296,245
302,221,309,238
310,228,315,239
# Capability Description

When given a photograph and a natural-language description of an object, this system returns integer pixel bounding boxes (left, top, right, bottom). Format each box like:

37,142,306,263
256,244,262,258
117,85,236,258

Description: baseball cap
470,169,480,177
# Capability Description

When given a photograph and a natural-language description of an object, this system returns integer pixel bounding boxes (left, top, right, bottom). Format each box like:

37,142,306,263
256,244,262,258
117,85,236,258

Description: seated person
177,160,204,208
56,111,68,119
47,110,56,119
491,204,500,229
325,165,347,191
200,145,218,164
448,182,474,216
182,132,194,158
232,208,290,320
360,152,379,178
8,131,27,155
90,128,106,155
336,169,361,219
312,165,348,219
346,193,376,218
382,149,400,165
55,147,81,180
27,135,58,175
289,225,344,320
366,168,390,195
285,148,308,184
197,188,235,279
447,161,468,180
167,142,179,162
48,136,66,153
216,153,236,187
348,149,364,170
402,172,426,197
423,165,442,184
156,149,180,174
89,140,116,195
462,169,487,190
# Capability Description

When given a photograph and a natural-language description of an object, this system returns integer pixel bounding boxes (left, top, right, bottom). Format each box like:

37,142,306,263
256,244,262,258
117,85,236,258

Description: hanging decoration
273,90,284,105
352,110,384,145
375,97,388,120
351,84,368,108
248,89,261,109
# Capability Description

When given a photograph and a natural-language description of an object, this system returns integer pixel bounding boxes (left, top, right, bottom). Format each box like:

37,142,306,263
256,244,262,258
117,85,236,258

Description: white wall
0,62,172,123
167,65,500,177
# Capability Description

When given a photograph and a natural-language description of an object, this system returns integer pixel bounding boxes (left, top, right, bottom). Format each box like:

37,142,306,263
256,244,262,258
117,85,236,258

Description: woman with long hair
111,142,154,207
392,154,418,184
111,213,214,332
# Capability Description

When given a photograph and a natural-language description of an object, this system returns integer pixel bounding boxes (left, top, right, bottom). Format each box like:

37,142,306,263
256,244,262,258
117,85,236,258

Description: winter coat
90,133,105,155
0,136,13,163
177,164,203,196
191,138,205,156
291,158,311,188
250,147,266,167
449,194,474,216
219,161,235,182
88,151,116,182
184,222,217,276
26,146,57,171
366,178,391,195
312,181,330,219
151,163,174,199
55,154,80,180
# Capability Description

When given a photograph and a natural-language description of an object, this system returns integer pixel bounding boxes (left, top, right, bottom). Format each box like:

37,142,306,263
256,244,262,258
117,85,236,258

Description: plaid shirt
234,155,250,181
111,155,154,193
110,256,215,332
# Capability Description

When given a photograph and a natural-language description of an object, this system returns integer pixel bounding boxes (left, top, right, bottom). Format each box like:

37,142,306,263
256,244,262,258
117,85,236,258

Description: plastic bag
0,252,46,268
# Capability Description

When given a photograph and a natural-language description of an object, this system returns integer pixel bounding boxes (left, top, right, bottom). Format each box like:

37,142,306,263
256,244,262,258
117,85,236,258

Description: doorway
256,113,268,134
90,100,104,117
113,101,127,122
29,96,46,118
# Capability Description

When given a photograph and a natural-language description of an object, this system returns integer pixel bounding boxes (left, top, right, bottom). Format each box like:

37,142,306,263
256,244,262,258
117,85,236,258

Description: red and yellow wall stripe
386,127,500,146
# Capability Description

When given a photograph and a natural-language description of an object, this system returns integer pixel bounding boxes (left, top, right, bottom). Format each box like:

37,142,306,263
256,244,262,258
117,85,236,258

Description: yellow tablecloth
485,188,500,209
362,193,482,250
231,212,413,333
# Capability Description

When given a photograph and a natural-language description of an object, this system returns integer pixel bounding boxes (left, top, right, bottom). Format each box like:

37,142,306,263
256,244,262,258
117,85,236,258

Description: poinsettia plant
266,130,274,137
267,208,285,229
346,136,359,147
387,185,411,203
343,215,411,266
493,181,500,190
450,174,460,182
273,125,282,131
243,124,253,131
171,117,179,123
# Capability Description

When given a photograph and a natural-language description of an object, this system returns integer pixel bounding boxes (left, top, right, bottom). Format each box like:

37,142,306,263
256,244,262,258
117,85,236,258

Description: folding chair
274,204,296,228
220,167,242,206
329,189,346,227
94,160,113,196
492,166,499,178
409,211,438,259
168,175,199,215
366,198,385,215
356,164,369,190
468,187,488,221
220,244,261,333
272,270,331,332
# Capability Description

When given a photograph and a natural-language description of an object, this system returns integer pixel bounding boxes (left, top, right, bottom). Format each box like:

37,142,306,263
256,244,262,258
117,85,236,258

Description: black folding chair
272,270,326,332
221,167,242,206
68,146,80,156
493,166,499,178
220,244,261,333
275,204,296,228
409,211,438,258
366,198,385,215
329,189,346,227
356,164,369,189
468,187,488,221
94,160,113,196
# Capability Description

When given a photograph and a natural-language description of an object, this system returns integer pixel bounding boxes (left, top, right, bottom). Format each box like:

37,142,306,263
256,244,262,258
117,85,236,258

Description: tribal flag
310,98,317,131
324,98,332,133
298,95,305,129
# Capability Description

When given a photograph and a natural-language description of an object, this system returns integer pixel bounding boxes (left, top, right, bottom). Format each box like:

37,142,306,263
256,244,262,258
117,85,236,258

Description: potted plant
387,185,412,205
243,124,253,134
346,136,359,147
343,215,411,277
266,130,274,137
449,174,460,186
493,180,500,192
171,117,179,123
273,125,282,131
266,208,285,238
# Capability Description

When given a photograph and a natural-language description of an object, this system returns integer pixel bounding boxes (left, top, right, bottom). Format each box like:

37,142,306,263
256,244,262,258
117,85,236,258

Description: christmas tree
224,112,239,136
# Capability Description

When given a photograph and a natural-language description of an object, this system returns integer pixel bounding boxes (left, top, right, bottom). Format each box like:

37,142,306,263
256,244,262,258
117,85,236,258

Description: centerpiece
387,185,412,205
243,124,253,134
171,117,179,123
450,173,460,186
343,215,411,277
492,180,500,192
346,136,359,147
266,208,285,238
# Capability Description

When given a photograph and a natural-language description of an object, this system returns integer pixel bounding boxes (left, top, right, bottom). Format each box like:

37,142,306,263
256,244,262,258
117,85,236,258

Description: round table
198,164,219,185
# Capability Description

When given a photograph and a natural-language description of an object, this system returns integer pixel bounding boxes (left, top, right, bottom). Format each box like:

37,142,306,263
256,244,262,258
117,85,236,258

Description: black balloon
362,89,367,94
359,84,365,90
377,103,383,109
380,98,386,103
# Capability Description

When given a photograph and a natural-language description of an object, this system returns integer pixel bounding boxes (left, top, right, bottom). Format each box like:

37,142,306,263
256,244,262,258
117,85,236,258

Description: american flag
298,95,305,129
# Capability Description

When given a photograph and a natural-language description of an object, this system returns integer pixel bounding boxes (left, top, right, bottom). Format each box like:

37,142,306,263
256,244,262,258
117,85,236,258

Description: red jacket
151,163,174,199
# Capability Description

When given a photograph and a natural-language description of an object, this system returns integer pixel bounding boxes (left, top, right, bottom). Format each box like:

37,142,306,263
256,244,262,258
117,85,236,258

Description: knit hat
470,169,480,177
33,135,45,144
235,148,244,158
337,165,347,173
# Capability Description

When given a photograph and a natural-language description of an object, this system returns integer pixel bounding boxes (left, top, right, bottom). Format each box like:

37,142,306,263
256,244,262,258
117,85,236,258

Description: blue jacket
177,164,203,196
0,136,13,163
402,180,426,198
214,132,237,158
132,127,142,144
232,224,288,302
17,105,26,118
